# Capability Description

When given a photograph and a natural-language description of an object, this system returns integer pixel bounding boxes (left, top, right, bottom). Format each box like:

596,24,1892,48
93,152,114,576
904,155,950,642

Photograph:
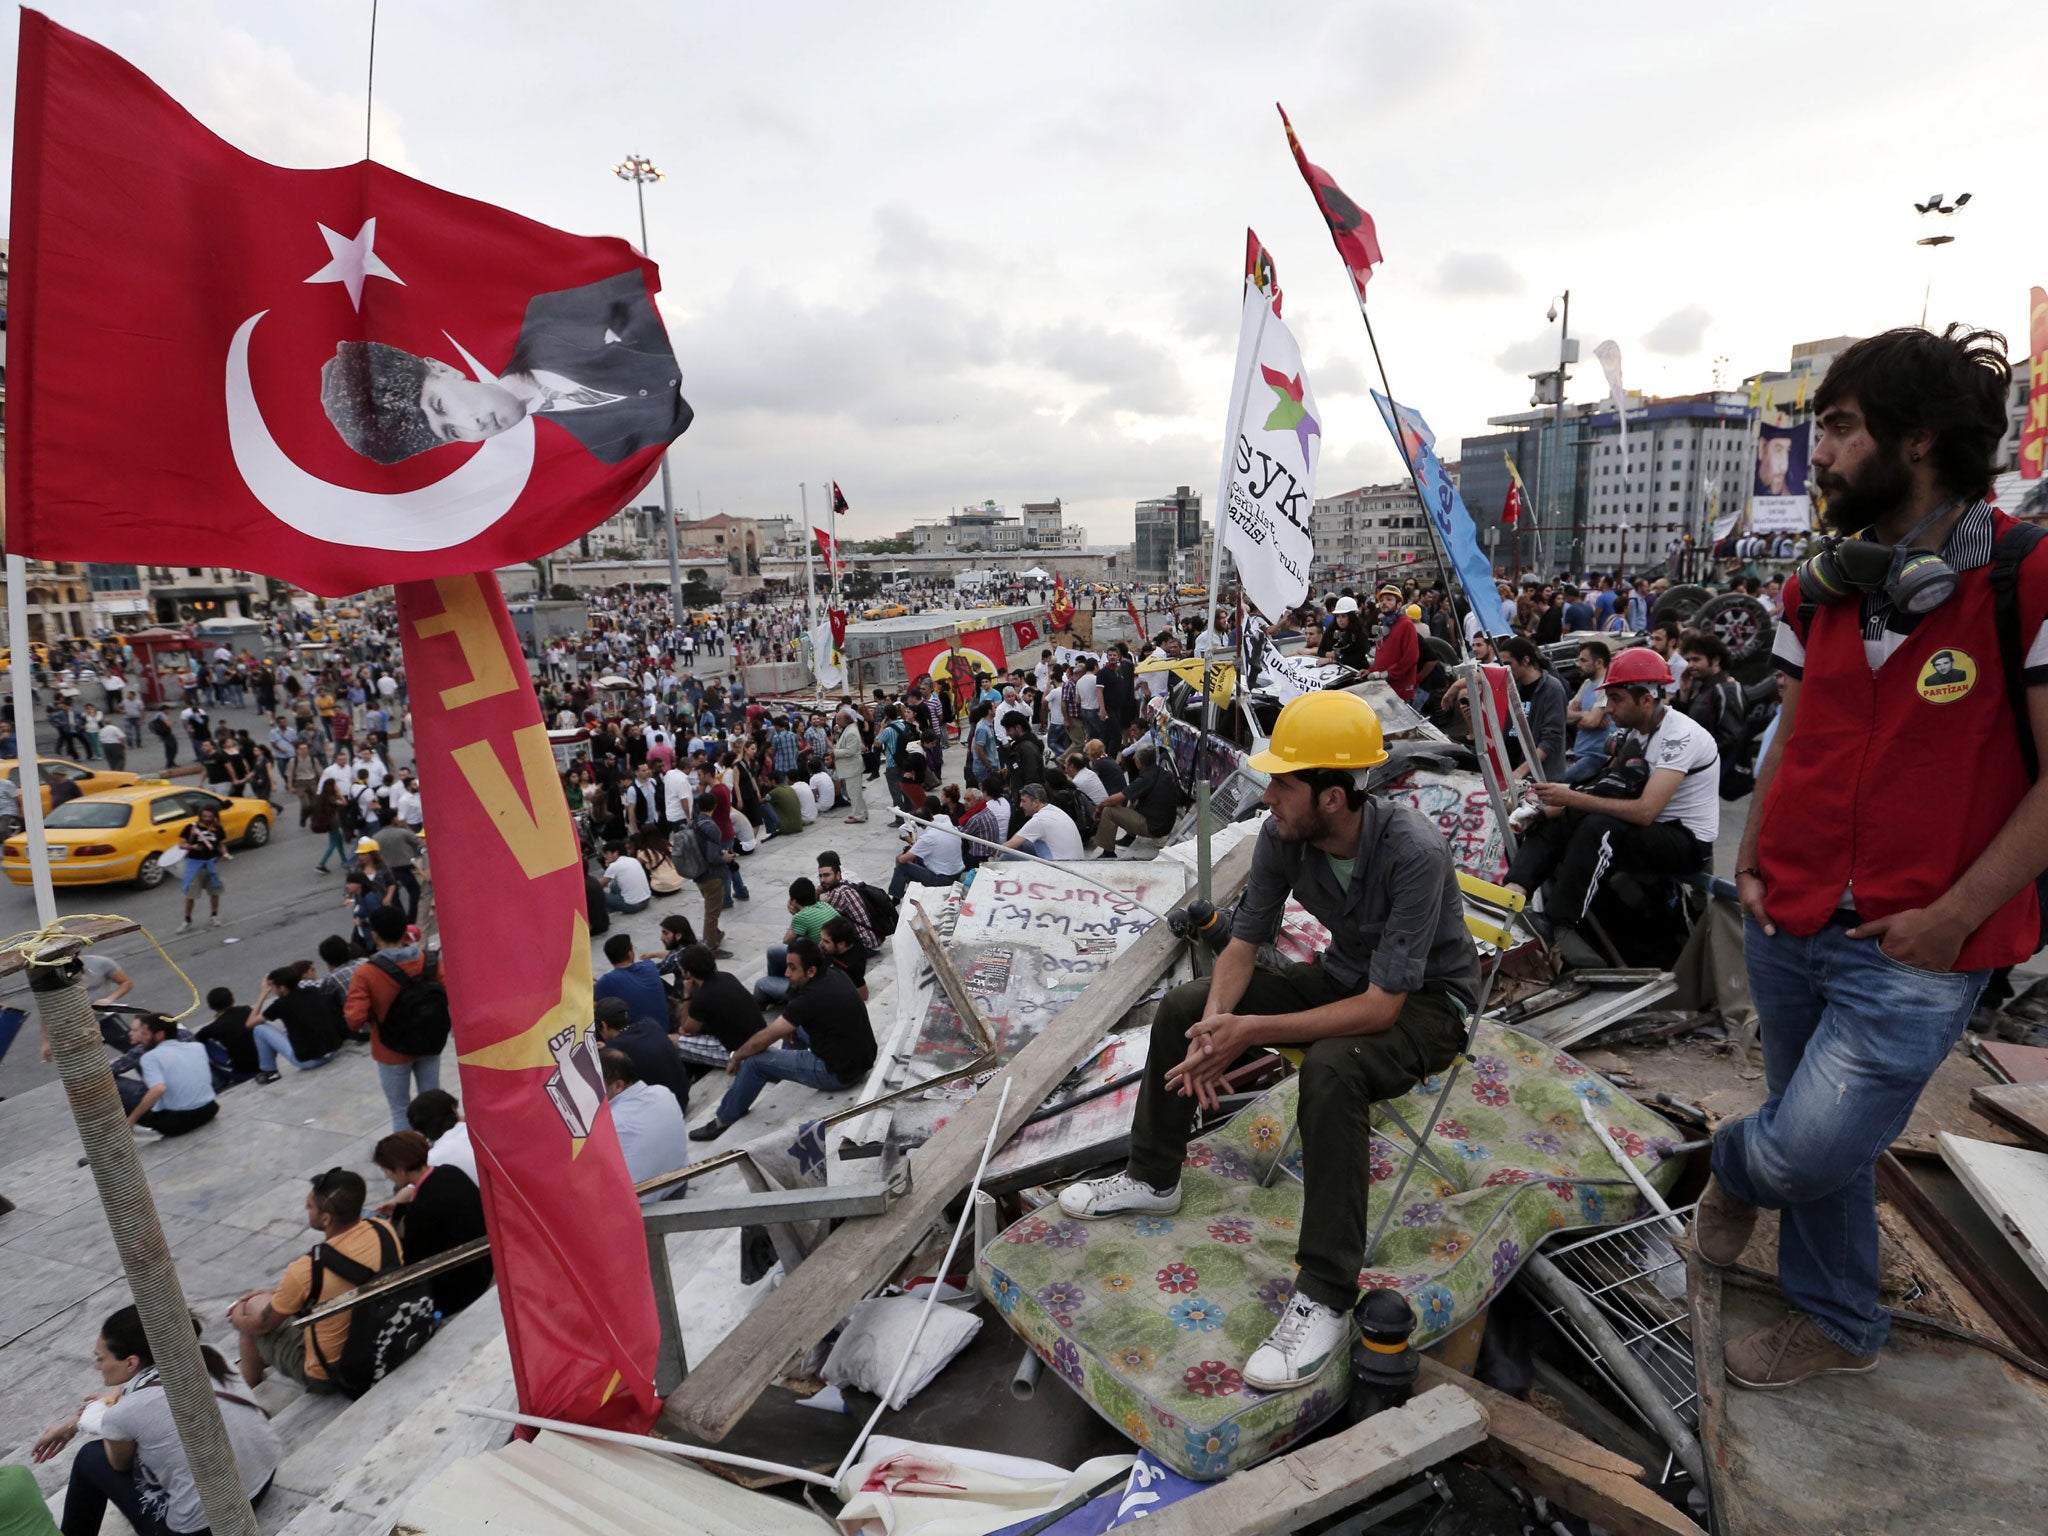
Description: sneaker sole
1244,1352,1346,1392
1059,1192,1181,1222
1725,1356,1879,1391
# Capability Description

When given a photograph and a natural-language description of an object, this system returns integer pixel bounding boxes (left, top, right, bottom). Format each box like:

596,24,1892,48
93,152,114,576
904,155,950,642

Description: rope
0,916,203,1020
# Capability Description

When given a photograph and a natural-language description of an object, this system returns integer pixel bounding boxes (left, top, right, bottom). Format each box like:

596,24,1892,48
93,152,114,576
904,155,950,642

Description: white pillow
822,1296,983,1411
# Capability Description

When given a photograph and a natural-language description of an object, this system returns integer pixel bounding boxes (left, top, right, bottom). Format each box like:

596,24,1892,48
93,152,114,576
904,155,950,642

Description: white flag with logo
1217,282,1321,620
810,621,845,690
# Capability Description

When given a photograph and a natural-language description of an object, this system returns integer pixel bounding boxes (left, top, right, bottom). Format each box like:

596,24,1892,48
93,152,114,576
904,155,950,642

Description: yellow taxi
0,644,52,671
2,758,142,815
2,782,273,888
861,604,908,620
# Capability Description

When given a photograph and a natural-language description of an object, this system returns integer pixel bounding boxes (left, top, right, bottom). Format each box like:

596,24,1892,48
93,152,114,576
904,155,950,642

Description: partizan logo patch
1917,648,1977,704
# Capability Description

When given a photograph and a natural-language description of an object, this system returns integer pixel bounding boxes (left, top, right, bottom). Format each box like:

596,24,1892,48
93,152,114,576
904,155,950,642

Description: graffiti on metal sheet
1380,768,1508,882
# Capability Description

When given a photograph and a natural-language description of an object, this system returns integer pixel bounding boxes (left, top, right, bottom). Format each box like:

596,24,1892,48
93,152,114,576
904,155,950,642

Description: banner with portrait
1750,422,1812,534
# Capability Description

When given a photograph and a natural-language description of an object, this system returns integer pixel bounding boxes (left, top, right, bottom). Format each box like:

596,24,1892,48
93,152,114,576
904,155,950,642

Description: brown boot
1693,1175,1757,1268
1725,1312,1877,1390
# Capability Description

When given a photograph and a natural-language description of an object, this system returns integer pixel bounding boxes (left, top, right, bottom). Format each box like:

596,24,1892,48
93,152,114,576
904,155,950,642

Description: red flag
1013,618,1041,649
398,574,659,1431
1501,479,1522,528
1127,595,1147,640
1276,104,1384,303
901,628,1008,695
2023,287,2047,480
831,481,850,516
1049,575,1076,631
7,14,690,597
828,606,848,647
1245,228,1283,316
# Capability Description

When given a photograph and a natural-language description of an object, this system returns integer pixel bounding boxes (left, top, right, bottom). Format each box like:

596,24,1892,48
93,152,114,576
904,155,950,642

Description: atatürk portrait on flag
321,270,692,465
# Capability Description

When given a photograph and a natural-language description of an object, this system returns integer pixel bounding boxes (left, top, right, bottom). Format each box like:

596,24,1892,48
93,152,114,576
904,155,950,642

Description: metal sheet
1692,1260,2048,1535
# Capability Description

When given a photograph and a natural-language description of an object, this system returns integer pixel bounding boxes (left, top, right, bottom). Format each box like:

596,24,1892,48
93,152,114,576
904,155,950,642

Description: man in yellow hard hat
1059,689,1479,1391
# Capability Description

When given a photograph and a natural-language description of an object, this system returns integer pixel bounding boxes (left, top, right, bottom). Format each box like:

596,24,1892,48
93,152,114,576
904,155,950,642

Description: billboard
1751,422,1812,535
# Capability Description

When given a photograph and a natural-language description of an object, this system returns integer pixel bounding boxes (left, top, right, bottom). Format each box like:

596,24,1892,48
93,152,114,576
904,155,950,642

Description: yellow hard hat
1246,690,1388,775
1404,604,1423,621
355,837,380,854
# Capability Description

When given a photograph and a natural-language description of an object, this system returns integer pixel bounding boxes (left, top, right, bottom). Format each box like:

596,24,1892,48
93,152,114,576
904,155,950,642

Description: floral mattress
977,1022,1684,1480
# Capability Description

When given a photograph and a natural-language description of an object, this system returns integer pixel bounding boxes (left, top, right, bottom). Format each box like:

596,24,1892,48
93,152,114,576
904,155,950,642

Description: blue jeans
253,1021,336,1075
753,944,790,1007
1001,839,1051,861
889,860,957,902
715,1032,849,1124
759,800,782,837
180,857,222,894
722,840,749,903
1712,917,1987,1354
377,1053,443,1133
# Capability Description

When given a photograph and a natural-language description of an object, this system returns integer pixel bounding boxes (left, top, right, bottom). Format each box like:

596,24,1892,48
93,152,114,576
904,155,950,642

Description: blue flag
1371,391,1512,639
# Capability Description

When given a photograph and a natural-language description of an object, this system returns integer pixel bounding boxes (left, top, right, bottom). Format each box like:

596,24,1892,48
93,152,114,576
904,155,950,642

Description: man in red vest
1702,327,2048,1390
1367,585,1420,701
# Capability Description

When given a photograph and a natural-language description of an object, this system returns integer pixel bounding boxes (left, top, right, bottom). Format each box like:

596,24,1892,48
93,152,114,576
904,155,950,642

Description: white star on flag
303,218,404,310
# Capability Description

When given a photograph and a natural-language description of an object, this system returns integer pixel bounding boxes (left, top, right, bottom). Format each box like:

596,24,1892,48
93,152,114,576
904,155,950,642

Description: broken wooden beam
659,839,1252,1443
1131,1383,1487,1536
1415,1358,1707,1536
1972,1081,2048,1153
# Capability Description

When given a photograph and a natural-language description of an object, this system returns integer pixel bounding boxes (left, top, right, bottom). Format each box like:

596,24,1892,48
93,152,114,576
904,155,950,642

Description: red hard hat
1603,647,1671,689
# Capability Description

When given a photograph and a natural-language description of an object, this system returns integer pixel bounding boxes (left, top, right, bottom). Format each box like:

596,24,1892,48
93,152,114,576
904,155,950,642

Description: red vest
1759,512,2045,971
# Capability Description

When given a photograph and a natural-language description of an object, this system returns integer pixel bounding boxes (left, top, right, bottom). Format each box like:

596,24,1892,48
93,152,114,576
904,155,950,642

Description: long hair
101,1304,231,1384
1813,325,2012,501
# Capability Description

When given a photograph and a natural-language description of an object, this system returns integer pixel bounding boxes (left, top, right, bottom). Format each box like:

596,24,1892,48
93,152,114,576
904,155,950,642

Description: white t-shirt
1068,767,1108,807
810,771,838,811
794,782,819,824
1636,707,1720,844
1143,648,1172,697
1017,803,1086,860
605,854,652,906
909,815,966,877
1074,673,1101,712
427,1120,480,1184
101,1375,280,1534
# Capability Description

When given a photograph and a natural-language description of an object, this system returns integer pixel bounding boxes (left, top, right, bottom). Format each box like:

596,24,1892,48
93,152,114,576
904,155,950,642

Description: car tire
1691,593,1774,664
241,815,271,848
135,852,164,889
1649,583,1714,630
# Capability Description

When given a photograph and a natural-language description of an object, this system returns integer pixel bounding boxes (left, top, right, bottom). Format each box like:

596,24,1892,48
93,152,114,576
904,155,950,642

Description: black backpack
368,952,452,1057
851,881,900,940
305,1219,437,1397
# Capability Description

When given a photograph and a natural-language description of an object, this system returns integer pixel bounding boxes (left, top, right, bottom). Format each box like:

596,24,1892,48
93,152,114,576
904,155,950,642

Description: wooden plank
1973,1082,2048,1153
1416,1359,1706,1536
1939,1133,2048,1293
1130,1383,1486,1536
1973,1039,2048,1086
659,838,1254,1443
1876,1152,2048,1364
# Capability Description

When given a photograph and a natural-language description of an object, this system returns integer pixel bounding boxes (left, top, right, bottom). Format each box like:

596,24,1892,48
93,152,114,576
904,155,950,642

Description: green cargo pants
1125,961,1466,1313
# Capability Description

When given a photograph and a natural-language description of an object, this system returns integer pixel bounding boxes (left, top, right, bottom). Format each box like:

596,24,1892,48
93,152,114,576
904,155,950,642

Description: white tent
1018,566,1053,581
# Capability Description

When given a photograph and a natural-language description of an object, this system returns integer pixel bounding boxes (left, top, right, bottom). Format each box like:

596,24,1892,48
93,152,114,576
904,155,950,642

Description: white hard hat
1333,596,1360,615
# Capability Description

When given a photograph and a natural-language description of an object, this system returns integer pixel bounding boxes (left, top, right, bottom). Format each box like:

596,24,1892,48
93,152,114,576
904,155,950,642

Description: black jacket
605,1017,690,1116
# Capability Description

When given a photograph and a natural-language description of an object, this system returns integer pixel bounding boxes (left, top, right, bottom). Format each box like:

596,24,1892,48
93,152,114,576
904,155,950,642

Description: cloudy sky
4,0,2043,546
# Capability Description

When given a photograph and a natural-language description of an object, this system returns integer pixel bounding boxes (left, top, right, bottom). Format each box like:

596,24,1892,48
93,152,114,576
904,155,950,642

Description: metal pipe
30,943,260,1536
1579,1098,1685,1237
1011,1347,1044,1400
1521,1251,1705,1485
456,1403,836,1487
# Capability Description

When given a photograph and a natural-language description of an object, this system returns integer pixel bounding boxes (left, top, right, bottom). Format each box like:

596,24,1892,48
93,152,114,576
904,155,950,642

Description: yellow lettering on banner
459,910,594,1072
413,574,519,710
453,726,580,879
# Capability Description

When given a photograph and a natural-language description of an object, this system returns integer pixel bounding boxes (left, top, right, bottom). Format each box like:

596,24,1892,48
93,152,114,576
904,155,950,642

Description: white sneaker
1057,1171,1181,1221
1244,1294,1351,1390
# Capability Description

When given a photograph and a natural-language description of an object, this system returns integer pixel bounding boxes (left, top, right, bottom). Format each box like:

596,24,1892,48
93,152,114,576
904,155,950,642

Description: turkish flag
828,607,848,647
7,12,692,596
1012,618,1041,649
1277,104,1384,302
1501,480,1523,527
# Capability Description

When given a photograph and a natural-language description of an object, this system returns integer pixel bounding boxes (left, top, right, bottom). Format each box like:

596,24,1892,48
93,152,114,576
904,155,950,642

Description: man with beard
1705,326,2048,1391
1056,691,1478,1391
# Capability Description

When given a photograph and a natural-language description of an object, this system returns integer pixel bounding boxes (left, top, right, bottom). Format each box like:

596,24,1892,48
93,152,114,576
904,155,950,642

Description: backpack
368,952,452,1058
304,1219,438,1397
851,881,900,940
668,820,708,882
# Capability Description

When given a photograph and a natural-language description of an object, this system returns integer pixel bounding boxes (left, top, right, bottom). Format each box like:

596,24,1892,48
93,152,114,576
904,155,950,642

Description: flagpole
1349,291,1474,654
799,482,819,689
5,556,57,928
1197,286,1274,904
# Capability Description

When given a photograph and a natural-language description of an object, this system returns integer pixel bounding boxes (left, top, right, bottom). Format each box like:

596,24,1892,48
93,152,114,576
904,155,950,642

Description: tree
842,569,881,601
679,578,720,608
855,536,916,555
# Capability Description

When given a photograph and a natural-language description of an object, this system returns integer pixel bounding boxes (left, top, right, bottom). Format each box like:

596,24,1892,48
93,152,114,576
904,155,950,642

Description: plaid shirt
823,881,881,952
769,728,800,776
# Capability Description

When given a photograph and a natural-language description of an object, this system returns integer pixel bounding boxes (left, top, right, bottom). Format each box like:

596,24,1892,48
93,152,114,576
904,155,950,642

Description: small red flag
1276,104,1384,303
1501,479,1522,528
7,12,691,596
1244,228,1283,316
1013,618,1041,649
1127,596,1147,640
828,607,848,647
1049,575,1076,631
831,481,850,516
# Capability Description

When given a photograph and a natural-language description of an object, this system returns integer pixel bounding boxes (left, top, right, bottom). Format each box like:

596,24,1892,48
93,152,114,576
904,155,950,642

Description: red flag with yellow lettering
398,576,659,1428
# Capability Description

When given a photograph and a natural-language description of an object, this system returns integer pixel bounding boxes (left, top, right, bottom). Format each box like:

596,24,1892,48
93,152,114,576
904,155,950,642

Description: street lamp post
1528,292,1575,577
615,151,683,626
1912,192,1971,329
